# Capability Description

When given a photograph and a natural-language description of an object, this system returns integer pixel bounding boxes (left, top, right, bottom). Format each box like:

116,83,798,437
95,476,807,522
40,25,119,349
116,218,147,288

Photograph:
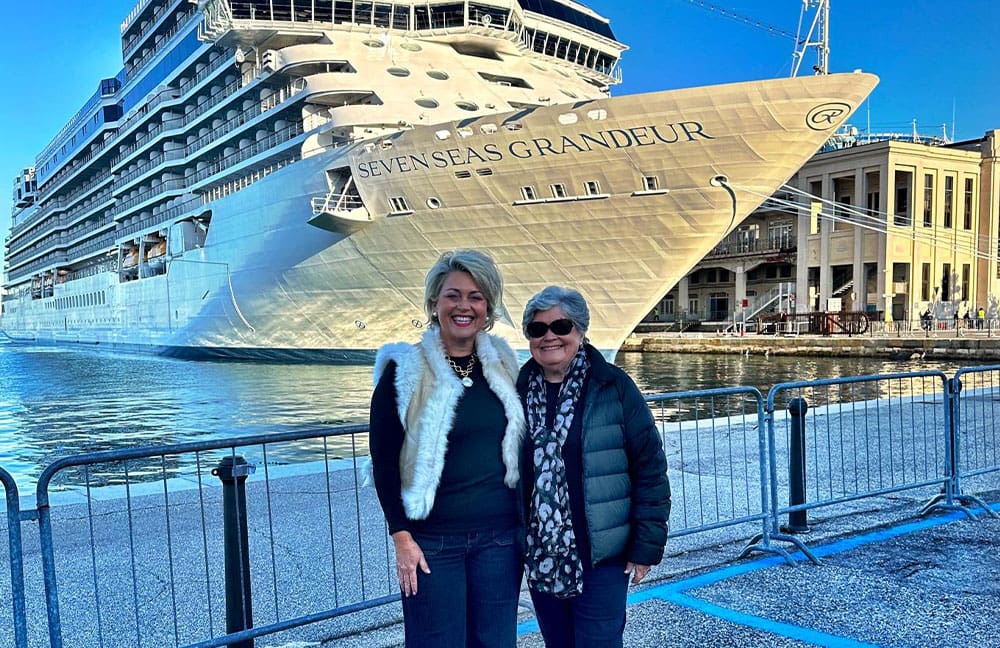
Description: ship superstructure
1,0,877,360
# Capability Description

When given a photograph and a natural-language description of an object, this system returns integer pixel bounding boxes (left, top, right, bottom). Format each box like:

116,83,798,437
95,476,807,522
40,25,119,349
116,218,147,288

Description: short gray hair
425,249,504,330
521,285,590,338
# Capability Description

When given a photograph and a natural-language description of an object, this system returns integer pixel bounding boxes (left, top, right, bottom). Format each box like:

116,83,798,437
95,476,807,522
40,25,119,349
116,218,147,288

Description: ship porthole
387,66,410,77
415,98,439,109
400,41,422,52
426,197,442,209
412,319,424,328
363,39,385,48
427,70,449,80
455,101,478,112
355,320,366,329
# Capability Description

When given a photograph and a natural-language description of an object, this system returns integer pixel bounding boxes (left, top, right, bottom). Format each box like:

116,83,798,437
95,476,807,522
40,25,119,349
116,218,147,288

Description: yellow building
653,128,1000,328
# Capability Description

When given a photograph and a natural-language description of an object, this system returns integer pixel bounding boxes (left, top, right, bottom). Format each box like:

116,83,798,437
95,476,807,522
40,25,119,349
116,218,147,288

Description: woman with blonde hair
369,249,524,647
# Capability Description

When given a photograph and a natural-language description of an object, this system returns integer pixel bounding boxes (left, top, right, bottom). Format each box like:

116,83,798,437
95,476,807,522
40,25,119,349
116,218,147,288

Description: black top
369,357,518,535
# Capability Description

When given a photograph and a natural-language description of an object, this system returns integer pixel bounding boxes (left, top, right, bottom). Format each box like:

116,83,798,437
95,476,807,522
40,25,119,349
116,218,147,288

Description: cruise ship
1,0,877,361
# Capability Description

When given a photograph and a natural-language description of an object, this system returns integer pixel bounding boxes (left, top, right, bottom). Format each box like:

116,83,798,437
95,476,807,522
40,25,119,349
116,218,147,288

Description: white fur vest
373,328,525,520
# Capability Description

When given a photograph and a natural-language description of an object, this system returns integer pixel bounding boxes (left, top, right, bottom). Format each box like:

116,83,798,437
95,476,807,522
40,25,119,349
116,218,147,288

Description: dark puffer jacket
517,344,671,566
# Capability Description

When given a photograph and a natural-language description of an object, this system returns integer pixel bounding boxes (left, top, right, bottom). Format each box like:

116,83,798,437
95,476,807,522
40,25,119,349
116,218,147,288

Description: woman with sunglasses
369,249,525,647
517,285,671,647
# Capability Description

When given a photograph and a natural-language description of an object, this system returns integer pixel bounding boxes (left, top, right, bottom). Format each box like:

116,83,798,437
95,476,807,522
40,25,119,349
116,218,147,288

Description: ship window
390,196,410,212
455,101,478,111
387,66,411,77
400,41,422,52
427,70,449,80
363,39,386,48
475,168,493,176
455,170,472,178
585,181,601,195
643,176,660,191
587,109,608,121
551,184,567,198
457,127,474,137
521,186,537,201
480,123,498,134
434,130,451,140
416,98,440,109
427,197,442,209
503,122,523,132
558,112,578,125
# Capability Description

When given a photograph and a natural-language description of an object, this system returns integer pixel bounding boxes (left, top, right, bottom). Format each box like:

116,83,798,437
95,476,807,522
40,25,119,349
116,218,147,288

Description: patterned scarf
524,346,590,598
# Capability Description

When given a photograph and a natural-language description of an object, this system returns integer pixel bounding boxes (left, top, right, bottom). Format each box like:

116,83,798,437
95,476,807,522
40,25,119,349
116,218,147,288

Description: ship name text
356,121,714,178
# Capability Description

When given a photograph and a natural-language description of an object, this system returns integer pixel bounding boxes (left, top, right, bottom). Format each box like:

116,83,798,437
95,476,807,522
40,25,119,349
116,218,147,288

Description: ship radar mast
791,0,830,76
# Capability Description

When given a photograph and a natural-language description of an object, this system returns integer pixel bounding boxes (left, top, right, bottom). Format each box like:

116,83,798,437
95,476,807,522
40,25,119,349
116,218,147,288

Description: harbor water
0,341,983,491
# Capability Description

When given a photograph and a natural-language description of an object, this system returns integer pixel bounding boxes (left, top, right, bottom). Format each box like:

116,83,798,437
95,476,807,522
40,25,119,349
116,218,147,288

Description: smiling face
433,271,487,355
528,306,584,382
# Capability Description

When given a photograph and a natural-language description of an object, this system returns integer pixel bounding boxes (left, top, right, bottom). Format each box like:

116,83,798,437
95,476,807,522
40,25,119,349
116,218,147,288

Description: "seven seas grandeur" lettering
355,121,714,178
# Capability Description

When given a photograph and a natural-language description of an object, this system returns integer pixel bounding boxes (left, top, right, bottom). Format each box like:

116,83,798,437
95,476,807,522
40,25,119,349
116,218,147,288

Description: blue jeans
529,564,629,648
401,526,522,648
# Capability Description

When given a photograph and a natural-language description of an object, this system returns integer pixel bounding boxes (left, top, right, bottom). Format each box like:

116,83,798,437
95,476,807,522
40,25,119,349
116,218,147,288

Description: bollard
785,398,809,533
213,455,256,648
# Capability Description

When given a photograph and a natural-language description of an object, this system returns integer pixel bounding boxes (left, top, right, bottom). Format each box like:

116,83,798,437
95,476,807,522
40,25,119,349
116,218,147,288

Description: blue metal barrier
2,466,28,648
765,371,962,561
946,366,1000,519
33,424,398,648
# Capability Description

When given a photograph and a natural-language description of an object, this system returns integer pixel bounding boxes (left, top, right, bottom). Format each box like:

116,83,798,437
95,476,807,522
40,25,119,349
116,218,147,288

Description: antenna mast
791,0,830,76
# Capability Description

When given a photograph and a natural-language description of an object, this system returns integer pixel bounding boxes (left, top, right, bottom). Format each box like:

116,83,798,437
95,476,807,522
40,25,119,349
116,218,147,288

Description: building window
921,263,931,301
893,170,912,226
663,298,674,315
942,263,952,301
389,196,410,212
865,171,880,218
962,264,970,301
768,220,793,249
944,176,954,228
521,186,536,201
690,271,701,284
551,183,567,198
963,178,974,230
688,298,698,315
584,180,600,195
923,173,934,228
642,176,659,191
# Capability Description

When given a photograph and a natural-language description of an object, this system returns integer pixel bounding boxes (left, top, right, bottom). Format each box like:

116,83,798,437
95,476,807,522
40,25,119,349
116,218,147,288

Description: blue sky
1,0,998,254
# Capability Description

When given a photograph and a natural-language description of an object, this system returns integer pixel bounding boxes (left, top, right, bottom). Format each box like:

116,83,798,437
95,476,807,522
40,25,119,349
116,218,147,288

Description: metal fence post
213,455,255,648
785,398,809,532
2,468,28,648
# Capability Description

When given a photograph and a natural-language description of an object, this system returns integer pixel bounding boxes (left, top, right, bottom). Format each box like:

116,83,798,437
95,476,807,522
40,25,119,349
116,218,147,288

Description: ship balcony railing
124,10,197,79
185,122,305,188
35,135,116,203
121,0,178,59
115,202,196,239
111,179,188,221
311,193,364,214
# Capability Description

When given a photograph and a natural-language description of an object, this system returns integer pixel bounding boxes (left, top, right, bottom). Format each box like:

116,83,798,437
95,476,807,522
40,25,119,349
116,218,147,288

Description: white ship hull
2,74,877,360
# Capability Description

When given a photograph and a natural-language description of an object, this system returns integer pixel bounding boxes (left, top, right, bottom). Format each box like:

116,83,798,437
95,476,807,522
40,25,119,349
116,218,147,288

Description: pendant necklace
447,354,477,388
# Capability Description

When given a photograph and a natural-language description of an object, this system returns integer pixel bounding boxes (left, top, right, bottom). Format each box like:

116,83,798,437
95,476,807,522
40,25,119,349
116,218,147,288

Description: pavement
321,491,1000,648
3,466,997,648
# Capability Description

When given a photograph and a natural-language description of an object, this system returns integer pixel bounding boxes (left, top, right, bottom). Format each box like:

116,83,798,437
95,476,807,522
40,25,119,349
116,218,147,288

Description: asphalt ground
323,493,1000,648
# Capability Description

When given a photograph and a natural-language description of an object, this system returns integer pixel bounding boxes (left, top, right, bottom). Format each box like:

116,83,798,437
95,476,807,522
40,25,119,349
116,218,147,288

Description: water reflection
0,342,989,490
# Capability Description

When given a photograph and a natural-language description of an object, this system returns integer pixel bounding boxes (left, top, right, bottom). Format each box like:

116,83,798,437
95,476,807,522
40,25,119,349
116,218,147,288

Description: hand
625,562,651,585
392,531,431,597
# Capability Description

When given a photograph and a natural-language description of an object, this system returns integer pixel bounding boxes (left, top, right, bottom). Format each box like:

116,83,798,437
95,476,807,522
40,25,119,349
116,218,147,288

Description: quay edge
619,333,1000,361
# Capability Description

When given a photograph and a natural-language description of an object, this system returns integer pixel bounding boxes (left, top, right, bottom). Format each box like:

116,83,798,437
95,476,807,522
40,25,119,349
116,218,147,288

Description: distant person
517,285,671,648
369,249,524,647
977,306,985,330
920,310,933,331
964,310,972,329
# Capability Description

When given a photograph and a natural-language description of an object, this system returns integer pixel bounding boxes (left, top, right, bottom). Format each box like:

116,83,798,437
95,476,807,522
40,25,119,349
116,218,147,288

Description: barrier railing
1,466,28,648
33,425,397,648
950,366,1000,517
3,369,999,646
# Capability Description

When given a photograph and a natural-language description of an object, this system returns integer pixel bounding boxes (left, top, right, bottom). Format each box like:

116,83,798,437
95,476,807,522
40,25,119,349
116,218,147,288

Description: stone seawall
620,333,1000,361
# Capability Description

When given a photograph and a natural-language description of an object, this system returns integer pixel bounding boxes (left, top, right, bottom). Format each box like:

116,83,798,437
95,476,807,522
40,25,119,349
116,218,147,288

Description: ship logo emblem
806,103,851,130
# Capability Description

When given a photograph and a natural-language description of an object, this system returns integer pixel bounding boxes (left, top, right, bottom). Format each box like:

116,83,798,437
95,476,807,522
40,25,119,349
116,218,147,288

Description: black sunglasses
526,319,574,338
